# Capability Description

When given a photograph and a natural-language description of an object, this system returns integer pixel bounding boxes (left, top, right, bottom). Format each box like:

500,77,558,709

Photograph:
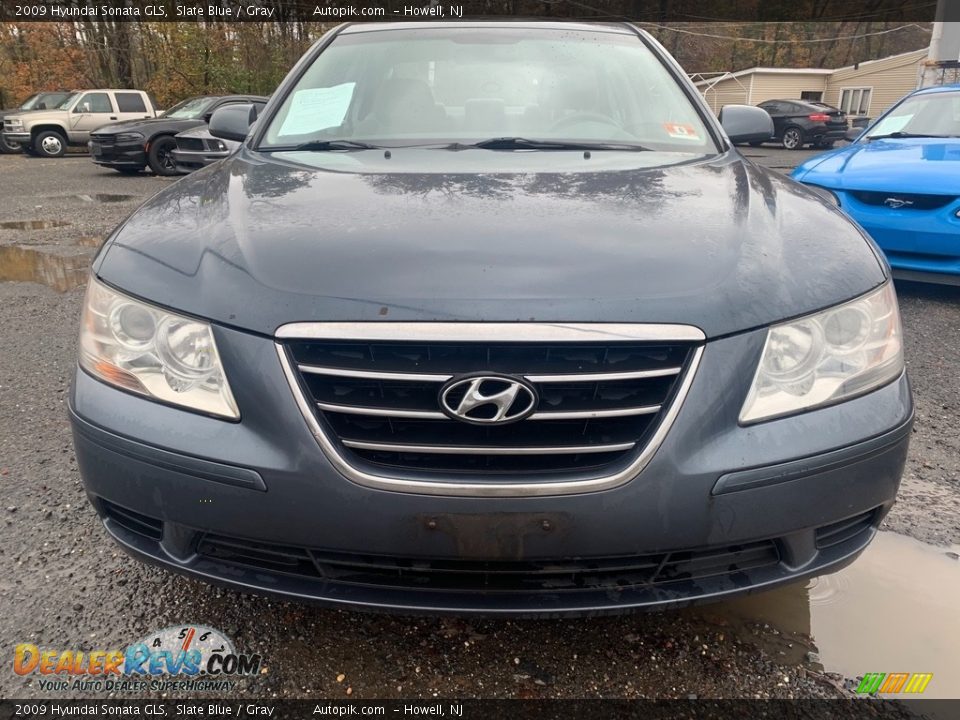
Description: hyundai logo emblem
439,374,538,425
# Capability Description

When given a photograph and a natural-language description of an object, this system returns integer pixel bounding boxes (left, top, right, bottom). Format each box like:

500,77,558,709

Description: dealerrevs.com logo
14,625,262,693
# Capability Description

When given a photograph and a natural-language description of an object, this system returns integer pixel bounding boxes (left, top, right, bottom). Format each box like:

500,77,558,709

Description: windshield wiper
289,139,381,151
865,132,956,142
444,137,650,151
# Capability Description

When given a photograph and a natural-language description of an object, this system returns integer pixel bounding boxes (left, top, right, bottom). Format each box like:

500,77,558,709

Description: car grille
176,137,205,152
280,333,698,480
196,533,781,593
89,133,115,145
848,190,956,211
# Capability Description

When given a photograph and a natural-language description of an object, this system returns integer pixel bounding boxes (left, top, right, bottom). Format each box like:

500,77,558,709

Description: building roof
693,48,928,87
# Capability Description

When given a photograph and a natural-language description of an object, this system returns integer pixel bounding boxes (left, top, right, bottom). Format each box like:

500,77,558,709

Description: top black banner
0,0,953,23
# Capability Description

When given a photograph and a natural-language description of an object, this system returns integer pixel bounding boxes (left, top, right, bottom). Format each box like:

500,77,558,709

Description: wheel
748,141,764,147
33,130,67,158
147,136,179,176
0,133,22,154
782,126,805,151
115,167,142,175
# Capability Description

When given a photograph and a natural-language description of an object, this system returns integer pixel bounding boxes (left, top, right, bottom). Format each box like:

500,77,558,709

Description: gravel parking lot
1,148,958,700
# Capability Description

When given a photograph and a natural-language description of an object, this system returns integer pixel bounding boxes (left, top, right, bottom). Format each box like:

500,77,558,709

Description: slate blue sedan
792,84,960,285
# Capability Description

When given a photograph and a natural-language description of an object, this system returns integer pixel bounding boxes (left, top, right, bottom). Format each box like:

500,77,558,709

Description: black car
88,94,268,175
71,22,910,616
0,90,73,153
754,99,848,150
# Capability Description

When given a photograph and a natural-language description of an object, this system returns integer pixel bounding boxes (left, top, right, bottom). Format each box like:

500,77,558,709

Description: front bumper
3,131,30,146
69,324,913,616
840,197,960,281
171,147,228,172
89,139,146,168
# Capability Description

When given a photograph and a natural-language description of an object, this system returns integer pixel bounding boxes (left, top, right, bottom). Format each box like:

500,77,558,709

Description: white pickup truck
2,89,159,157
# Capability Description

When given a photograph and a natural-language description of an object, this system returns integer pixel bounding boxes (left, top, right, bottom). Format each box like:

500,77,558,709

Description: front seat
359,78,447,135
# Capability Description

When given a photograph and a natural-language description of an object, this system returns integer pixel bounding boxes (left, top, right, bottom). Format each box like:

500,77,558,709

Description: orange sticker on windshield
663,123,700,140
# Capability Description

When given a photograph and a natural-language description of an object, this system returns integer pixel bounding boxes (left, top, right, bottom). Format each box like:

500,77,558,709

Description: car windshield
864,91,960,139
19,94,41,110
260,27,716,154
162,97,215,119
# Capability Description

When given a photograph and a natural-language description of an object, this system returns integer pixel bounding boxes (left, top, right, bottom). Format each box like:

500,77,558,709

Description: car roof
340,20,636,35
911,83,960,97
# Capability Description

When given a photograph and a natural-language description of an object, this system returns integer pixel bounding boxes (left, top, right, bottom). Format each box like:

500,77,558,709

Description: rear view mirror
209,103,259,143
719,105,774,145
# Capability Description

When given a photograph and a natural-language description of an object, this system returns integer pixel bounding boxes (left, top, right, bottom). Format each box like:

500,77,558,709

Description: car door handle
110,116,117,120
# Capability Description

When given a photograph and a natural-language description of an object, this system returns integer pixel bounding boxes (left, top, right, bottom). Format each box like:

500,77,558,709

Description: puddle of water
0,220,71,230
0,245,89,292
72,193,136,203
700,532,960,698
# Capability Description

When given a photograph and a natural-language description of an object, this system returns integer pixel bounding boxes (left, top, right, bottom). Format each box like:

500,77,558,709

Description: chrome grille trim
341,440,637,455
299,365,452,382
274,322,705,497
277,322,706,343
315,401,662,420
297,363,683,384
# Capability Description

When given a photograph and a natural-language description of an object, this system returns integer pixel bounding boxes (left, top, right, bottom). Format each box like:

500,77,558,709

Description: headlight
740,282,903,424
115,132,144,143
6,119,23,128
78,277,239,419
805,184,840,207
207,139,228,152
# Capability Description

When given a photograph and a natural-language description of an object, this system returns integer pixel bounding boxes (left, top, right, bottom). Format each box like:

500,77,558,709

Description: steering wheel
549,112,620,133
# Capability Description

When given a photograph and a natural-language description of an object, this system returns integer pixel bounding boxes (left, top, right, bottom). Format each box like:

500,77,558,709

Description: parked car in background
0,91,74,153
2,89,159,158
71,22,911,616
753,99,848,149
171,124,240,173
89,95,268,176
171,98,267,173
793,84,960,285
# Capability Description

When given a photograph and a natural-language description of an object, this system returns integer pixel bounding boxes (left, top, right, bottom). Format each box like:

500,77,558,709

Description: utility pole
919,0,960,87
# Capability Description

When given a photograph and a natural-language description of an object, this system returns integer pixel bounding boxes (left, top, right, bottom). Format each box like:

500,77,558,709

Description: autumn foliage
0,19,930,110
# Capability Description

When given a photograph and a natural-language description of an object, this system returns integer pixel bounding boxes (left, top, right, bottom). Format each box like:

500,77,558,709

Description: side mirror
37,102,46,110
202,111,213,124
845,127,863,142
209,103,258,143
719,104,774,145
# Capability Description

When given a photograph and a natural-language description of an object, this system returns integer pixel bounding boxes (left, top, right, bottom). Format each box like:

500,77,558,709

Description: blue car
792,84,960,285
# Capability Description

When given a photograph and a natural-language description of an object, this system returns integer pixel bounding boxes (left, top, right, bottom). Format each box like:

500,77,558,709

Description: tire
0,133,22,154
147,136,179,176
33,130,67,158
782,126,805,151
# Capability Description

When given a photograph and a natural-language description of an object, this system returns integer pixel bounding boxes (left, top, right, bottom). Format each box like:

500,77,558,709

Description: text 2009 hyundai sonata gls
70,22,912,616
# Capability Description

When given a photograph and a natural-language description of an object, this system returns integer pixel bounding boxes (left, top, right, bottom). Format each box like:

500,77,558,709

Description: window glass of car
864,90,960,139
74,92,113,113
261,27,716,155
162,97,215,120
18,93,42,110
115,92,147,113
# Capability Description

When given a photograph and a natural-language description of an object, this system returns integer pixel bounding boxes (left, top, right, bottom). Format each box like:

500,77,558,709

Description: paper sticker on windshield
868,113,913,137
278,83,356,137
663,122,700,140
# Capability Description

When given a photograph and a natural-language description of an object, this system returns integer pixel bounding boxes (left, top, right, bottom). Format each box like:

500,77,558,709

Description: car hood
3,109,70,123
96,149,885,339
792,138,960,193
93,118,200,135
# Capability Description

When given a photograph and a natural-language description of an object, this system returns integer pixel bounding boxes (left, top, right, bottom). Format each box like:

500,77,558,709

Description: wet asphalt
0,147,957,700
